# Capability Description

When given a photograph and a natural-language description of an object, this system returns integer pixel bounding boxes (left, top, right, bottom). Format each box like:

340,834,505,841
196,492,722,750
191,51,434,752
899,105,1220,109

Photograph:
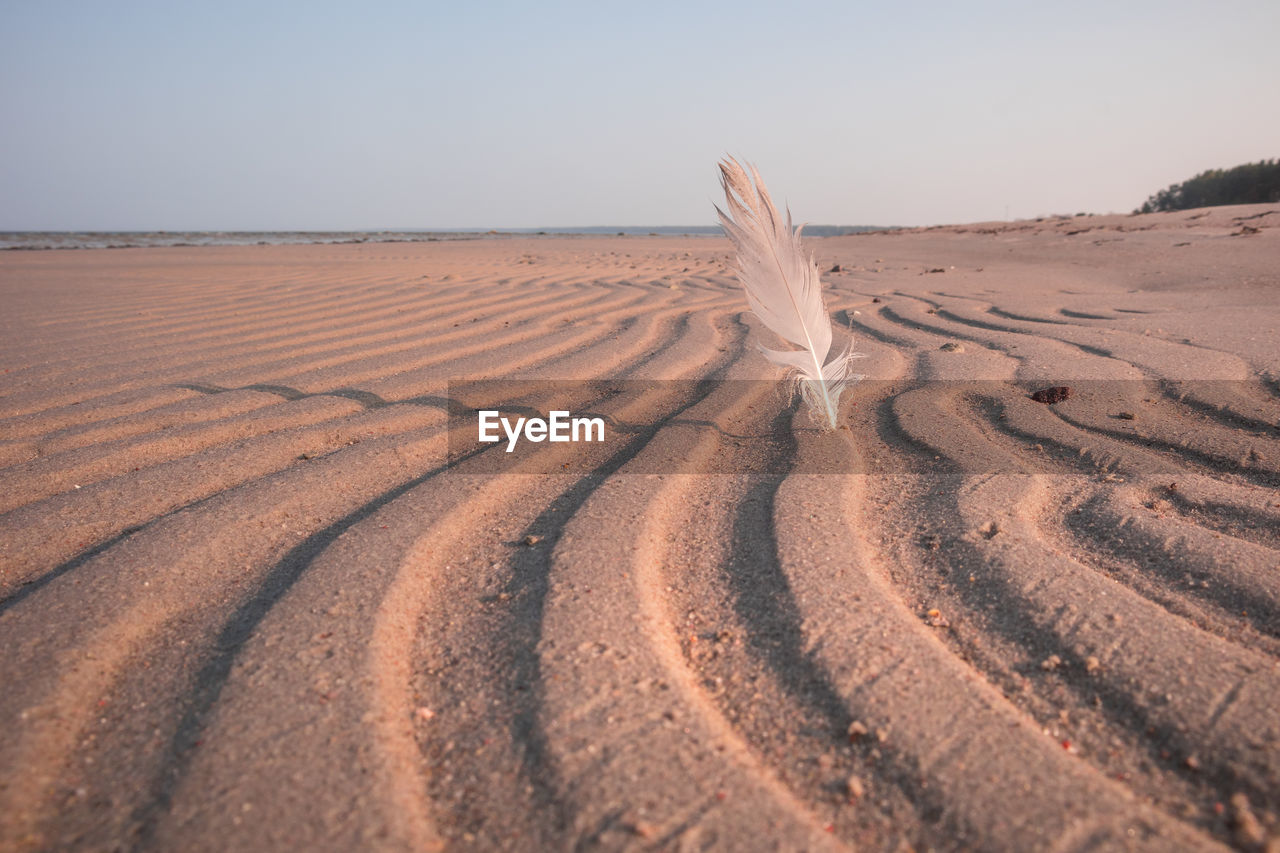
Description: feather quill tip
715,157,864,429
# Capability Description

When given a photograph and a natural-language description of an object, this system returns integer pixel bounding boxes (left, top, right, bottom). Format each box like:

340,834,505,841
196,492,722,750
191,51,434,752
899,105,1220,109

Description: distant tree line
1137,159,1280,213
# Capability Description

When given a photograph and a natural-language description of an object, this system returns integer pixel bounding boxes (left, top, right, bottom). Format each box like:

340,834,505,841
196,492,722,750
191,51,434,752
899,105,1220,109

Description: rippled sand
1,204,1277,851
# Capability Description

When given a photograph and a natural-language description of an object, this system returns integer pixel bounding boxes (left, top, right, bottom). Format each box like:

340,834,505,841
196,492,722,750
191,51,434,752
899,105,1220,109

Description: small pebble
522,535,542,546
847,721,868,742
845,775,865,799
1041,655,1062,671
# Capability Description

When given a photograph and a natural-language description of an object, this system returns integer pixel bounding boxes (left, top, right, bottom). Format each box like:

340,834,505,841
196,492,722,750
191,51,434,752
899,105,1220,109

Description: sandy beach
1,205,1278,851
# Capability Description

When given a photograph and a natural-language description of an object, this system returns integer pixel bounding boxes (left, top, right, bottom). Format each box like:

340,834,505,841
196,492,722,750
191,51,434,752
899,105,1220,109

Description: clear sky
2,1,1277,230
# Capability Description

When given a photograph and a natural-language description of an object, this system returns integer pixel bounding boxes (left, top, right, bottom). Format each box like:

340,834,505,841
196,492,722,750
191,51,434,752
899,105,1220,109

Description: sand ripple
1,208,1278,850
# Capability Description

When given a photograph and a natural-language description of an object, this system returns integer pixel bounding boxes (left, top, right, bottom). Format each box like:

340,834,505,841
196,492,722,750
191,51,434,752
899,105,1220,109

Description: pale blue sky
2,1,1276,230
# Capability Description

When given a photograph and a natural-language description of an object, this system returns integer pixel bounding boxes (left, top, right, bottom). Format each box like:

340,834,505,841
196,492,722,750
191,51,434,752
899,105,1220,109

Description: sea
0,225,878,251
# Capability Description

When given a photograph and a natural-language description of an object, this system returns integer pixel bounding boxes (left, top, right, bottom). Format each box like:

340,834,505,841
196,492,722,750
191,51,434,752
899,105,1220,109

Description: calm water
0,225,878,251
0,227,733,251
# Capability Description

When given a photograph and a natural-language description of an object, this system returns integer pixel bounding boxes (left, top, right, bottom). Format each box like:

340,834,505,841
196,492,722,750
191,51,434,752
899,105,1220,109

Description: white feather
715,157,862,429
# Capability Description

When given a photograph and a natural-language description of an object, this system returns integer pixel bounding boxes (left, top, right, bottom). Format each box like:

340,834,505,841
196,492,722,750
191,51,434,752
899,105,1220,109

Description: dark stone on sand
1031,386,1073,404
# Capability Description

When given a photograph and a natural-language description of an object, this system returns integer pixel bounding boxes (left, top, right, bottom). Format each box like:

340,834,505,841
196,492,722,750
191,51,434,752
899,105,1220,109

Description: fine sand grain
1,205,1278,851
